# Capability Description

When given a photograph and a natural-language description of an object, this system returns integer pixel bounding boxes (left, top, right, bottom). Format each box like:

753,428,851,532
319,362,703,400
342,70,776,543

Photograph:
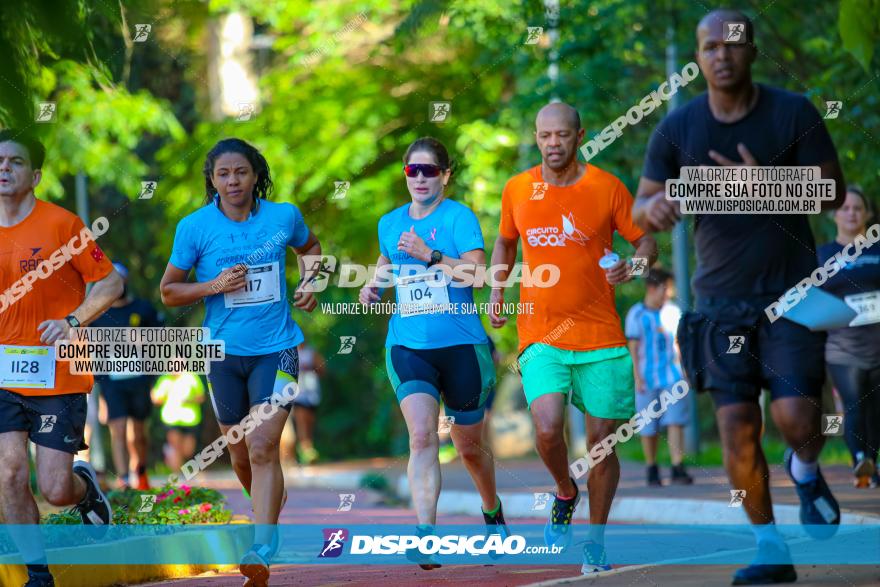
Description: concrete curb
431,489,880,525
286,467,370,490
0,525,250,587
297,467,880,525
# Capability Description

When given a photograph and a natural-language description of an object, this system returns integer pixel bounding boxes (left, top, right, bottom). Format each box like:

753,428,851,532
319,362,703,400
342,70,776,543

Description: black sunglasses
403,163,443,178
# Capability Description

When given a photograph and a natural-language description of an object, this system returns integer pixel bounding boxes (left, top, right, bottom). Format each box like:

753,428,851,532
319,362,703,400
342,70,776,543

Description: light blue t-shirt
169,197,310,356
624,301,683,391
378,198,489,349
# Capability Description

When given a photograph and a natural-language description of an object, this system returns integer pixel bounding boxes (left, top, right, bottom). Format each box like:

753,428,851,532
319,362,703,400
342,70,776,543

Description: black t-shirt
817,240,880,368
91,298,163,382
642,84,839,298
91,298,162,329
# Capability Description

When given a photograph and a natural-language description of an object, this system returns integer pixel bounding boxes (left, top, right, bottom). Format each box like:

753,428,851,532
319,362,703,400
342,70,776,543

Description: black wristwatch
427,250,443,267
65,314,81,328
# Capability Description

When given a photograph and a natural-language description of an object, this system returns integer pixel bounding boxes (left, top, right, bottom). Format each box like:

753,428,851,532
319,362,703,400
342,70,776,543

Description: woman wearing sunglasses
359,137,508,568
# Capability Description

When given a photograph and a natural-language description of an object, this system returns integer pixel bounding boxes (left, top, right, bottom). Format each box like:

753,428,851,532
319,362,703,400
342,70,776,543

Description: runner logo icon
629,257,648,276
319,528,348,558
726,336,744,354
822,414,844,436
729,490,746,507
337,494,356,512
532,492,551,511
530,182,547,200
38,415,56,433
139,495,156,512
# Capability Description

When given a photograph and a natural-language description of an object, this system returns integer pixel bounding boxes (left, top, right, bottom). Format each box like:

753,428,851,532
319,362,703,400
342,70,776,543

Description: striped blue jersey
624,301,683,390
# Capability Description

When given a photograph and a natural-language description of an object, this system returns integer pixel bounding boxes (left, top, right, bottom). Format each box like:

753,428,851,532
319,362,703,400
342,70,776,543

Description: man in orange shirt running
489,103,657,574
0,130,123,587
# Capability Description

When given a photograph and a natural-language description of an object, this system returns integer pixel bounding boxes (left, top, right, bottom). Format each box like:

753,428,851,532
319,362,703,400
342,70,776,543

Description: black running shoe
70,461,112,534
543,477,580,549
482,497,511,538
482,497,510,559
23,571,54,587
732,541,797,585
783,448,839,539
646,464,661,487
670,464,694,485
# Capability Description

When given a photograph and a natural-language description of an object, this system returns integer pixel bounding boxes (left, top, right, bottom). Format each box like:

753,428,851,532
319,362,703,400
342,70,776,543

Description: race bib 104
397,269,450,317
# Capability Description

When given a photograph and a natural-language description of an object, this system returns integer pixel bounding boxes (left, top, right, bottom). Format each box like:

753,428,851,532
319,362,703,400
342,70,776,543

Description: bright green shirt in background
152,372,205,427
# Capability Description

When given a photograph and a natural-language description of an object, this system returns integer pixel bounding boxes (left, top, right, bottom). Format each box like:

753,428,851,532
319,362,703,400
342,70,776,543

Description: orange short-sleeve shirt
0,199,113,395
499,164,645,353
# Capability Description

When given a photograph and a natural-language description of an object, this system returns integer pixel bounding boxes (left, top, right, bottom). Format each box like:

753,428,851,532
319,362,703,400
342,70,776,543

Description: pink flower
178,509,190,515
199,503,212,513
184,487,192,496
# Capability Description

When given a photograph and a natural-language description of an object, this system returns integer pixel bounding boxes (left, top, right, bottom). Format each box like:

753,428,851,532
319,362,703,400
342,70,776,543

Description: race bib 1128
0,346,56,389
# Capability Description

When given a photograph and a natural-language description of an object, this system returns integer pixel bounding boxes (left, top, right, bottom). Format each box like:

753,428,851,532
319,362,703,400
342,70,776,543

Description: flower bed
43,484,232,525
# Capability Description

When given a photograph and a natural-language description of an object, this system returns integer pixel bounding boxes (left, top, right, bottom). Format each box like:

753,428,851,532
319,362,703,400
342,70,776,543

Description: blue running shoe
405,525,441,570
581,540,612,574
732,541,797,585
783,448,840,539
543,477,580,550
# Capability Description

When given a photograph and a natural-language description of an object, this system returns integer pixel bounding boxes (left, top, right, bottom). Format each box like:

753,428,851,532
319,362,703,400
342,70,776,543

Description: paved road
140,459,879,586
142,487,583,586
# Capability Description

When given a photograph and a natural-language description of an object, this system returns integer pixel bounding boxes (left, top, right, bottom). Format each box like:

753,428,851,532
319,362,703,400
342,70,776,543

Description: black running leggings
827,363,880,465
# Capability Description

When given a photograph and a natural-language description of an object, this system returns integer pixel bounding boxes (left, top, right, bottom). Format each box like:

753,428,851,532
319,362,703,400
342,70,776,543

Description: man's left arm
38,270,124,344
632,234,659,267
605,181,659,285
606,235,658,284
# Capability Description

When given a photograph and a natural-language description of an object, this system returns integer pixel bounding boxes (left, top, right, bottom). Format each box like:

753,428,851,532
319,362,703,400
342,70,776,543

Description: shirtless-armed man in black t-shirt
632,9,846,586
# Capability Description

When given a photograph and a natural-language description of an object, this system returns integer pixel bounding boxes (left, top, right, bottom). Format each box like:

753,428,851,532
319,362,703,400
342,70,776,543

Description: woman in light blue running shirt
359,137,508,569
160,138,322,587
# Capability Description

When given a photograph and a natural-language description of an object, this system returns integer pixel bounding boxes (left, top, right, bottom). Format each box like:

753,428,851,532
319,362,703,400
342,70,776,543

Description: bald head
698,9,754,45
534,102,584,171
536,102,581,132
695,9,756,91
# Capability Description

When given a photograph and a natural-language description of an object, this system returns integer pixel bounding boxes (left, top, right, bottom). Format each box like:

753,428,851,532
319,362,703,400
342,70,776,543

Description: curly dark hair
203,138,274,207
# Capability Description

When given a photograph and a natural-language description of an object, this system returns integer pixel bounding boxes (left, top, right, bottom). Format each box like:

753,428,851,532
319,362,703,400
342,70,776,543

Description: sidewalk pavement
235,456,880,522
